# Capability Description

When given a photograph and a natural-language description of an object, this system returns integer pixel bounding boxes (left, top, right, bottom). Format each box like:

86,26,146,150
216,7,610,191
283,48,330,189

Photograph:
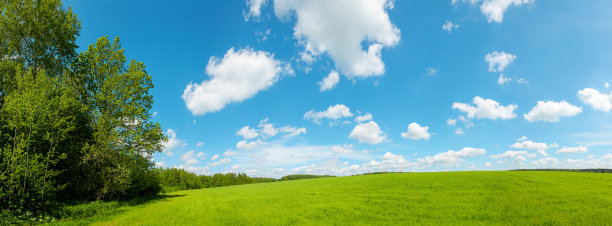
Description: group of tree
280,174,335,181
155,168,277,192
0,0,165,219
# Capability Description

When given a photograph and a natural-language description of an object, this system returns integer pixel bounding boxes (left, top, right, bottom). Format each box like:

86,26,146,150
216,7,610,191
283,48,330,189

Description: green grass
54,171,612,225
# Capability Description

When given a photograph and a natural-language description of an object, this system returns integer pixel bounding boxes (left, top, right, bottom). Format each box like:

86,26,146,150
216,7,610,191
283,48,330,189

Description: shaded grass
53,171,612,225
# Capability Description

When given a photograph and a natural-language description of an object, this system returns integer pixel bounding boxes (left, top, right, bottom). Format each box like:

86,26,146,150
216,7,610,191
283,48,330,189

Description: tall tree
75,36,165,200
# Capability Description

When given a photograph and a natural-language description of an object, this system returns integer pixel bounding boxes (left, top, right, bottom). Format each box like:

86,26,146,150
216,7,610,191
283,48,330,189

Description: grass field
55,171,612,225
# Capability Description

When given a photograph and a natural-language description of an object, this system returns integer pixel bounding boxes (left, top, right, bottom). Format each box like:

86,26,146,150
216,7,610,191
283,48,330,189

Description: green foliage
156,168,275,192
0,0,165,222
0,69,81,211
56,172,612,225
0,0,81,77
280,174,335,181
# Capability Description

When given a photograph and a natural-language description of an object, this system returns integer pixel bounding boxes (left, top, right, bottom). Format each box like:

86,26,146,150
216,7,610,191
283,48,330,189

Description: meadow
55,171,612,225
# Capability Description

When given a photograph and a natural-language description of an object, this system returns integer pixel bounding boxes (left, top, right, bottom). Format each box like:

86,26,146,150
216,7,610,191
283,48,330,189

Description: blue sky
64,0,612,177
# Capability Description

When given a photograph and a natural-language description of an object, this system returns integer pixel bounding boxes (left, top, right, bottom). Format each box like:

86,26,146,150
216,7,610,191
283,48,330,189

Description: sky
64,0,612,178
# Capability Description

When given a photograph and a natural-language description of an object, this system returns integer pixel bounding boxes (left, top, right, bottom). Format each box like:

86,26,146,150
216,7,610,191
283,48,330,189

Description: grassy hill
56,171,612,225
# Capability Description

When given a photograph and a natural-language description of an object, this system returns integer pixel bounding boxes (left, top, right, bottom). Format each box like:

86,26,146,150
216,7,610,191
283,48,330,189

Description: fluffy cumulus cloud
244,0,268,21
274,0,400,78
418,147,486,167
349,121,387,144
236,140,266,150
237,126,259,139
401,122,431,140
577,88,612,112
509,137,557,156
181,150,200,166
530,157,561,166
453,96,517,120
491,150,535,163
279,126,307,137
355,113,373,123
162,129,183,156
304,104,354,124
523,100,582,122
319,70,340,92
454,0,534,23
182,48,292,115
235,118,305,149
556,146,588,154
442,21,459,33
485,51,516,72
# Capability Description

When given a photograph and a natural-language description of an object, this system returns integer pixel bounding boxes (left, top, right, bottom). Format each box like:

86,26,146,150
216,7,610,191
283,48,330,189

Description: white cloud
442,21,459,33
456,0,534,23
331,144,360,154
510,139,557,156
182,48,292,115
605,82,610,88
556,146,588,154
181,151,200,166
446,118,457,126
485,162,492,167
258,118,279,138
401,122,431,140
480,0,533,23
211,154,220,161
517,136,528,141
497,74,511,85
355,113,373,123
236,140,266,150
453,96,517,120
236,119,306,149
152,111,158,117
179,166,210,175
485,51,516,72
491,150,535,162
185,159,200,166
418,147,486,166
524,100,582,122
349,121,387,144
244,0,268,21
454,128,465,135
425,67,437,76
531,157,561,166
224,150,240,157
255,29,272,41
274,0,400,78
211,158,232,167
196,152,207,159
237,126,259,139
163,129,183,156
319,70,340,92
577,88,612,112
279,126,307,137
155,161,166,168
304,104,354,124
196,142,204,147
181,150,195,161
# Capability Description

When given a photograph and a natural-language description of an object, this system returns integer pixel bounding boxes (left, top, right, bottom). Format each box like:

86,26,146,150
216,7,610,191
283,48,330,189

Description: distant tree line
156,168,335,192
280,174,335,181
510,169,612,173
156,168,276,192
